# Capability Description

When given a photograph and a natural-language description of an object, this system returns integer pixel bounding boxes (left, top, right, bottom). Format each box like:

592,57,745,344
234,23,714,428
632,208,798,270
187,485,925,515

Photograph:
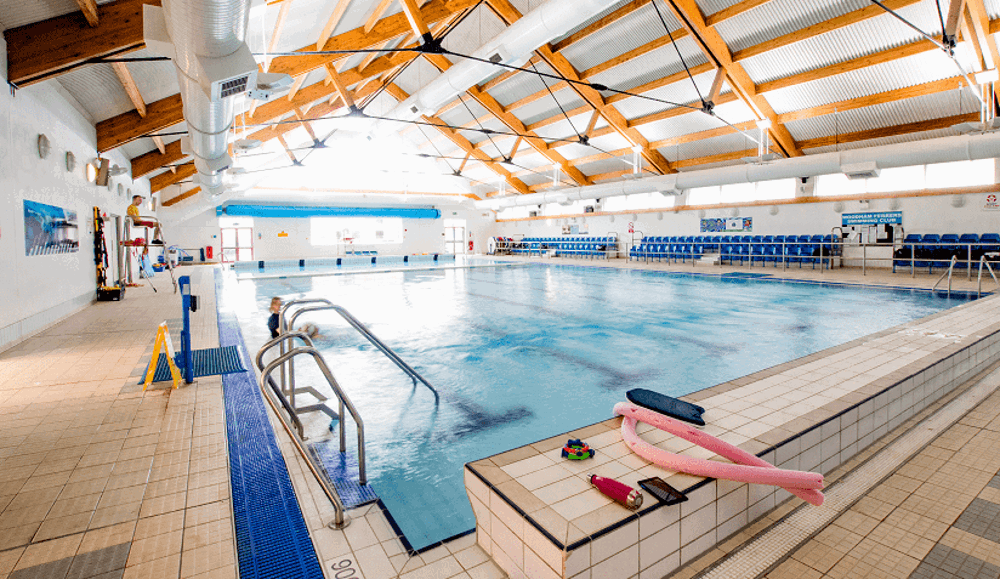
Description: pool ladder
255,332,364,529
931,256,959,297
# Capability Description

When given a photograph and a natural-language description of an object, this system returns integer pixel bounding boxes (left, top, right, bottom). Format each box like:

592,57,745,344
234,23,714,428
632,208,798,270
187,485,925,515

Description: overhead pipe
477,131,1000,209
145,0,258,198
370,0,621,135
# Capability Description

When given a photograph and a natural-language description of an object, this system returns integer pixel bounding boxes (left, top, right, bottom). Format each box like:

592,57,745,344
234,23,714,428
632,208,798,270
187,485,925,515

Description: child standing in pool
268,296,321,340
268,297,282,338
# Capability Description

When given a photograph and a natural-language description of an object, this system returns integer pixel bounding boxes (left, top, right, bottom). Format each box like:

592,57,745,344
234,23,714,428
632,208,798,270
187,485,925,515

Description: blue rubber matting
214,270,325,579
139,346,246,383
309,442,378,509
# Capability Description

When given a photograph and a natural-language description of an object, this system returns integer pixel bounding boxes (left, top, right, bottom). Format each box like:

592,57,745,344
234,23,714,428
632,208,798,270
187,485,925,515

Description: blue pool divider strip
213,269,325,579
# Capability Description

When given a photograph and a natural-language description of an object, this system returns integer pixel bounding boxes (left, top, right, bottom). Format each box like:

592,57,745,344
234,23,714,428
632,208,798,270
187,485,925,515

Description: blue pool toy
626,389,706,426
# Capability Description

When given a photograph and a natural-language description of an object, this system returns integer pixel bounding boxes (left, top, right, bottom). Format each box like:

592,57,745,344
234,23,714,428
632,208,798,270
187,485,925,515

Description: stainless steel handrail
288,304,440,402
279,299,334,404
978,256,1000,298
257,339,364,480
258,346,366,530
931,256,958,296
255,332,317,438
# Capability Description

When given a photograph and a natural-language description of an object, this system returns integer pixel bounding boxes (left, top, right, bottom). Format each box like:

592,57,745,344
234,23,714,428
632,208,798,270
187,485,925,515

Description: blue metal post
179,276,194,383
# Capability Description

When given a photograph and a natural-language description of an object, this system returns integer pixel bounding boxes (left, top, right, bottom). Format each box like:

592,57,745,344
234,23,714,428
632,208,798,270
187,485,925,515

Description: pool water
223,263,972,551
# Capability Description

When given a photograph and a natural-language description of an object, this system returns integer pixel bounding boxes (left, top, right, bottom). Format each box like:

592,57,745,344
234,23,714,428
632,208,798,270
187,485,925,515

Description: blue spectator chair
957,234,980,268
749,235,766,265
895,234,921,272
720,235,735,264
761,235,778,265
978,233,1000,262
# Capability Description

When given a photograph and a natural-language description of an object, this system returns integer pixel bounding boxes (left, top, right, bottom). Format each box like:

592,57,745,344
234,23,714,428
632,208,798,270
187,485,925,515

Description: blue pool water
223,263,972,551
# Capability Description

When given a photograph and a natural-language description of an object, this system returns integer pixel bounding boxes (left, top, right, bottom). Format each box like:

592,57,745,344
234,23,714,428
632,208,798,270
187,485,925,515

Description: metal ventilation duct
145,0,256,198
477,132,1000,209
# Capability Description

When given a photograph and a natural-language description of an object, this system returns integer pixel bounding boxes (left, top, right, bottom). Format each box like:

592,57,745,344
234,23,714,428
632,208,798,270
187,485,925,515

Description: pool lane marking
697,364,1000,579
234,262,532,281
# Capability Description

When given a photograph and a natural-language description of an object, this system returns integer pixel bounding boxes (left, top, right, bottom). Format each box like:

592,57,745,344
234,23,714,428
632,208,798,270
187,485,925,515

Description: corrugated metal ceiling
558,2,676,74
57,64,134,123
0,0,116,30
783,90,979,141
763,50,968,115
441,4,506,58
740,3,946,85
802,127,960,153
715,0,868,54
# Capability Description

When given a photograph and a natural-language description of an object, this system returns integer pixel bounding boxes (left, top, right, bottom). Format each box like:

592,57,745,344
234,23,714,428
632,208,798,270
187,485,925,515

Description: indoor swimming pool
223,263,975,551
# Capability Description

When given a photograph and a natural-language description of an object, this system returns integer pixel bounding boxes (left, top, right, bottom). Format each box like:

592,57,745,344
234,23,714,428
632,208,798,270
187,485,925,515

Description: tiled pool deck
0,260,998,579
463,260,1000,579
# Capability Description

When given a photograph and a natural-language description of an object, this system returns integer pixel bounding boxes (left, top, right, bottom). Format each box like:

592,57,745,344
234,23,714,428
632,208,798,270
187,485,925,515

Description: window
310,217,403,246
687,186,721,205
815,173,868,196
926,159,994,188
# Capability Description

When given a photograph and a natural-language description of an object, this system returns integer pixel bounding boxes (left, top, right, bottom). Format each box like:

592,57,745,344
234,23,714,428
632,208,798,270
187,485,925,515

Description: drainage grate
214,270,325,579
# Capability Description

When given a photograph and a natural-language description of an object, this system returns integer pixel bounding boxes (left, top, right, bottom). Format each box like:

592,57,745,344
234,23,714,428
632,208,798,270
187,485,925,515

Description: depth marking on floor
699,367,1000,579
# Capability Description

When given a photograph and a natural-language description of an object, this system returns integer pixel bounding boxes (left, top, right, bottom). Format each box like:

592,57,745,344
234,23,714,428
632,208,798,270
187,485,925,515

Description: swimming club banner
23,200,79,256
841,211,903,226
701,217,753,233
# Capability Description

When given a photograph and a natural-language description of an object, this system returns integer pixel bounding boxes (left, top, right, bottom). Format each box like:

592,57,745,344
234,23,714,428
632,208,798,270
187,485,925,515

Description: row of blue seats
893,233,1000,273
629,234,841,269
511,237,616,258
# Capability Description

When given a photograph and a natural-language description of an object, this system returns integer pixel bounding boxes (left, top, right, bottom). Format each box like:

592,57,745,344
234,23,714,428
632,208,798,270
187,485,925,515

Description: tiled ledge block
464,323,1000,579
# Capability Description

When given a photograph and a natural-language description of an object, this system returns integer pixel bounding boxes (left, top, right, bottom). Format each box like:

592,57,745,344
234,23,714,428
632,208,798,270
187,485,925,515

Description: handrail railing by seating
288,305,439,402
931,256,958,297
257,345,365,529
978,256,1000,298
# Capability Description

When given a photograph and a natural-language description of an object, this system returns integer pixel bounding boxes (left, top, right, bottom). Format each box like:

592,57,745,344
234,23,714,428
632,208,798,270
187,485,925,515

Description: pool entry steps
463,294,1000,579
250,297,440,528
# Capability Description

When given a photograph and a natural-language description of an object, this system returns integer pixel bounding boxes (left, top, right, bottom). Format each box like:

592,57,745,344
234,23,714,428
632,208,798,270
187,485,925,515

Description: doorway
444,219,467,255
221,227,254,263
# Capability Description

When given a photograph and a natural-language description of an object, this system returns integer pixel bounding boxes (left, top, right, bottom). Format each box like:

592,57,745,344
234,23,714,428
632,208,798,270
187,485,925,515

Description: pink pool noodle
614,402,825,506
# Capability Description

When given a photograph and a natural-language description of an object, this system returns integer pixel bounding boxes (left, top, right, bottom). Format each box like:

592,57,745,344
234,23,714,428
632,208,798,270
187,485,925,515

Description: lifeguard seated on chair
127,194,164,246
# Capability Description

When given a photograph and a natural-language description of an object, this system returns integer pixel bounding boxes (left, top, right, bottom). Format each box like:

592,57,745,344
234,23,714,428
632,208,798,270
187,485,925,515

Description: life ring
561,439,595,460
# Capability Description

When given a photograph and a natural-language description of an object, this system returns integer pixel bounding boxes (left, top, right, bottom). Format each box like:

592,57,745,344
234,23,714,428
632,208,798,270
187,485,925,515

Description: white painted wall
493,191,1000,250
158,201,503,260
0,34,152,350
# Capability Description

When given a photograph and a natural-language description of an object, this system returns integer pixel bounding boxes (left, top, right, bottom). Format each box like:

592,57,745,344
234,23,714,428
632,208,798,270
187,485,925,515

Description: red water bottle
590,475,643,509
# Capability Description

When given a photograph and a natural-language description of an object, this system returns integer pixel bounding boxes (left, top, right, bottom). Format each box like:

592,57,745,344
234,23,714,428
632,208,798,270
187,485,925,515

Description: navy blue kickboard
626,389,706,426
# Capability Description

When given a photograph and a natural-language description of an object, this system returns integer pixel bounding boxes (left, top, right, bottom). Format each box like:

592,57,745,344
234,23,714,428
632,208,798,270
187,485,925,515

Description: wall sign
841,211,902,226
701,217,752,233
985,194,1000,211
23,200,79,256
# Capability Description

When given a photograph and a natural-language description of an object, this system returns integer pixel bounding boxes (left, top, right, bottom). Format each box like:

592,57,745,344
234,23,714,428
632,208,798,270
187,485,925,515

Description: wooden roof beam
385,83,532,194
133,139,184,178
151,162,196,192
399,0,432,40
315,0,352,50
4,0,158,87
661,0,802,157
265,0,295,71
797,113,979,149
110,62,147,118
424,51,592,185
270,0,478,79
162,187,201,207
366,0,396,34
150,135,167,154
965,0,999,71
74,0,100,26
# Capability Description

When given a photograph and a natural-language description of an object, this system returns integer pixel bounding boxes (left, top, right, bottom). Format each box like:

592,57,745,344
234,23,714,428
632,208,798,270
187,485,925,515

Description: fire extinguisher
468,240,474,252
205,246,214,260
